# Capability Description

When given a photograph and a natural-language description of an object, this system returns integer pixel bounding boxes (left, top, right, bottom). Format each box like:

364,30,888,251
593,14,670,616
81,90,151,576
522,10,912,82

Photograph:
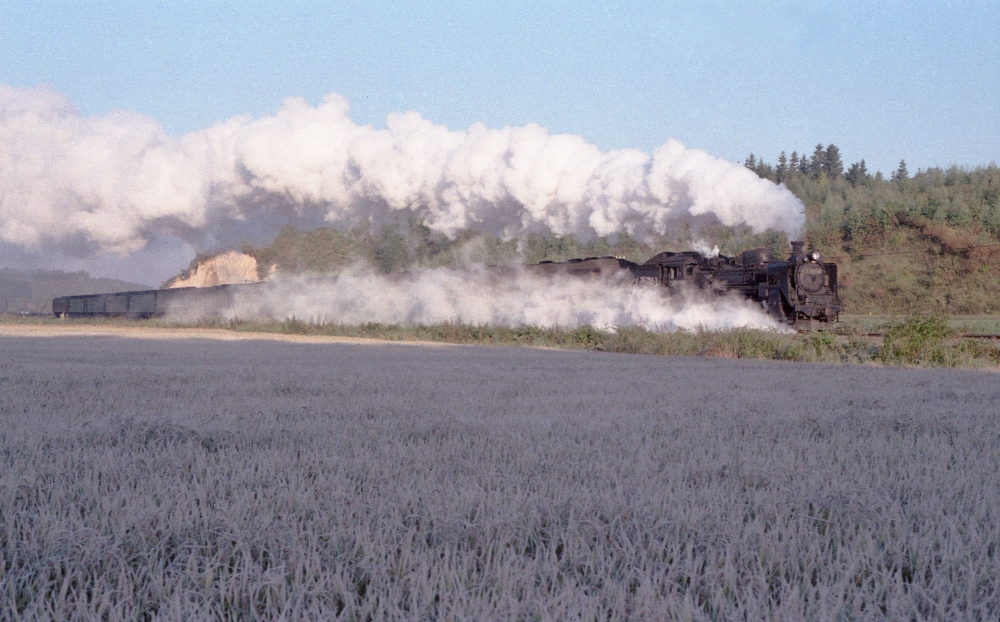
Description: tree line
743,145,999,241
745,144,914,187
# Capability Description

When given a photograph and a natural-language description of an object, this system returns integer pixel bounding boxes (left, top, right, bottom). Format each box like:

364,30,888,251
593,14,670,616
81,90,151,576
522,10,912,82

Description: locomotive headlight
809,251,822,262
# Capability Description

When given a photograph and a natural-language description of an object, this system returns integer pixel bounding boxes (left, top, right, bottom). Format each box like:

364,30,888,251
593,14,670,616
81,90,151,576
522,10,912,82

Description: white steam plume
215,268,784,333
1,84,805,262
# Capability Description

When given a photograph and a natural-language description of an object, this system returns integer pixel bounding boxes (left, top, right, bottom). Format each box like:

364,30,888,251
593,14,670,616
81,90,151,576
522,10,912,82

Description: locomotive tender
53,241,841,329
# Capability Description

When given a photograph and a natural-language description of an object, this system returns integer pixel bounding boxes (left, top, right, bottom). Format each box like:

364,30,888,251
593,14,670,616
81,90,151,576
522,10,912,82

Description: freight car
52,282,253,319
53,241,840,329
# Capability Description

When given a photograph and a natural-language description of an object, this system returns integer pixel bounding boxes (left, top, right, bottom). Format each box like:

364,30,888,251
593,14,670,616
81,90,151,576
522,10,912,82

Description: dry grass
1,335,998,620
6,314,1000,369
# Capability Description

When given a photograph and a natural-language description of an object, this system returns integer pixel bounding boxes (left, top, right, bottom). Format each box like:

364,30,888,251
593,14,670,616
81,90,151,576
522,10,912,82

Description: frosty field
1,335,998,620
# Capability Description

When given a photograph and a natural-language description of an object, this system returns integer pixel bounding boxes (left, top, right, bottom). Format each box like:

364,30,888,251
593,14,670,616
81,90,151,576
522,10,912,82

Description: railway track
852,332,1000,340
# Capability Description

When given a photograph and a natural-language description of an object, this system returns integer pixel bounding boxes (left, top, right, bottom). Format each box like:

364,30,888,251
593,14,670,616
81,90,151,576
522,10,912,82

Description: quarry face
165,251,265,288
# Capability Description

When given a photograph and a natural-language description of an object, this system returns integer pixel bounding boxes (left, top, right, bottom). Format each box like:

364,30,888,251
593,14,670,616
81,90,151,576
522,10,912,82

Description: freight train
52,282,255,321
53,241,841,329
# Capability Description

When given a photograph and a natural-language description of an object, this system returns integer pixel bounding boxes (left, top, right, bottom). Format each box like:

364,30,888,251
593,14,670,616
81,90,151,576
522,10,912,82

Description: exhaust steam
208,267,785,333
1,84,804,263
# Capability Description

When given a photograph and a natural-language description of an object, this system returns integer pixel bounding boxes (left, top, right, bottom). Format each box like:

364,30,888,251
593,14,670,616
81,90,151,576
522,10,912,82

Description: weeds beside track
3,312,1000,368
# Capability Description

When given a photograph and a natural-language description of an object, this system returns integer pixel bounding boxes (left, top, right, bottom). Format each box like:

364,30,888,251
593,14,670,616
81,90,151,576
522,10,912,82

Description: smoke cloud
1,84,805,269
215,267,784,333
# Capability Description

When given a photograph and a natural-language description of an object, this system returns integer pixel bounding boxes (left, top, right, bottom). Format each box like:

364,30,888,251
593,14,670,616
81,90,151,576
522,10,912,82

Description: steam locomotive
52,241,841,329
520,240,841,329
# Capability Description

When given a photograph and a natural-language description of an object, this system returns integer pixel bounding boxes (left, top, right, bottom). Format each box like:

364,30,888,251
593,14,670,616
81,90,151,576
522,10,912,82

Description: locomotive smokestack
790,241,806,262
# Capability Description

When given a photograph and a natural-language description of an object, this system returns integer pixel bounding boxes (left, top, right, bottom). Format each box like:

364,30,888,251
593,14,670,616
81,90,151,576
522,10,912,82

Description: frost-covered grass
1,336,999,620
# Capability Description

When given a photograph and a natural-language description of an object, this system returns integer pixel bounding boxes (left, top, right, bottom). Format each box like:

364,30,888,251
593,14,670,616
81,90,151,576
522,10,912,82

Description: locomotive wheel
795,263,826,293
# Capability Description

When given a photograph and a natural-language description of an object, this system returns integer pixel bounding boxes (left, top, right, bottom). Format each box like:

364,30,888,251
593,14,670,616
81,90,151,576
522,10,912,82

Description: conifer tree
745,154,757,171
845,159,870,188
809,144,826,178
825,145,844,179
776,152,788,183
789,151,799,171
892,160,909,182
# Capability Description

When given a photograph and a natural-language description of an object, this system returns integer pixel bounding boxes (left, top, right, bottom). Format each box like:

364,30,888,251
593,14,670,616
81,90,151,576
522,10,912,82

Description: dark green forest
236,147,999,316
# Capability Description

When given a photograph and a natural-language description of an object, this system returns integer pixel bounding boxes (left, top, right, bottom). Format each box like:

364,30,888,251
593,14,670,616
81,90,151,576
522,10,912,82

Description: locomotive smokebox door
795,263,826,293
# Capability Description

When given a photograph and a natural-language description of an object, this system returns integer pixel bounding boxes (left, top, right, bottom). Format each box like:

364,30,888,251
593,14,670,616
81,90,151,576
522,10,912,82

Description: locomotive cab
642,252,702,289
662,262,697,284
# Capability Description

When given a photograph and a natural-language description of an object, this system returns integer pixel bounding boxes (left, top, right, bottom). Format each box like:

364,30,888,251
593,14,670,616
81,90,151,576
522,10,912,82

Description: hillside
771,156,1000,315
0,269,151,315
237,222,785,281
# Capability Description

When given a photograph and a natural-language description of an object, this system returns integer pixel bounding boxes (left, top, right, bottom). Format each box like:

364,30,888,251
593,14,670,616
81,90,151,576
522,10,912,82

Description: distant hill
0,269,151,315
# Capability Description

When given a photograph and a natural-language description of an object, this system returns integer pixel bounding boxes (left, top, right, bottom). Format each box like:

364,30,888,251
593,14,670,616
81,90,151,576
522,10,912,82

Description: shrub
876,313,954,365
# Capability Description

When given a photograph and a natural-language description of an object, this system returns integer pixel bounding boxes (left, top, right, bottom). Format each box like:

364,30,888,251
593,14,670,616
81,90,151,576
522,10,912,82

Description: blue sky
2,1,997,175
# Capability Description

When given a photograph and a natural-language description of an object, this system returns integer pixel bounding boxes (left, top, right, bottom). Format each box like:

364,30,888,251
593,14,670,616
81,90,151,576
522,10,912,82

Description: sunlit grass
839,313,1000,335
